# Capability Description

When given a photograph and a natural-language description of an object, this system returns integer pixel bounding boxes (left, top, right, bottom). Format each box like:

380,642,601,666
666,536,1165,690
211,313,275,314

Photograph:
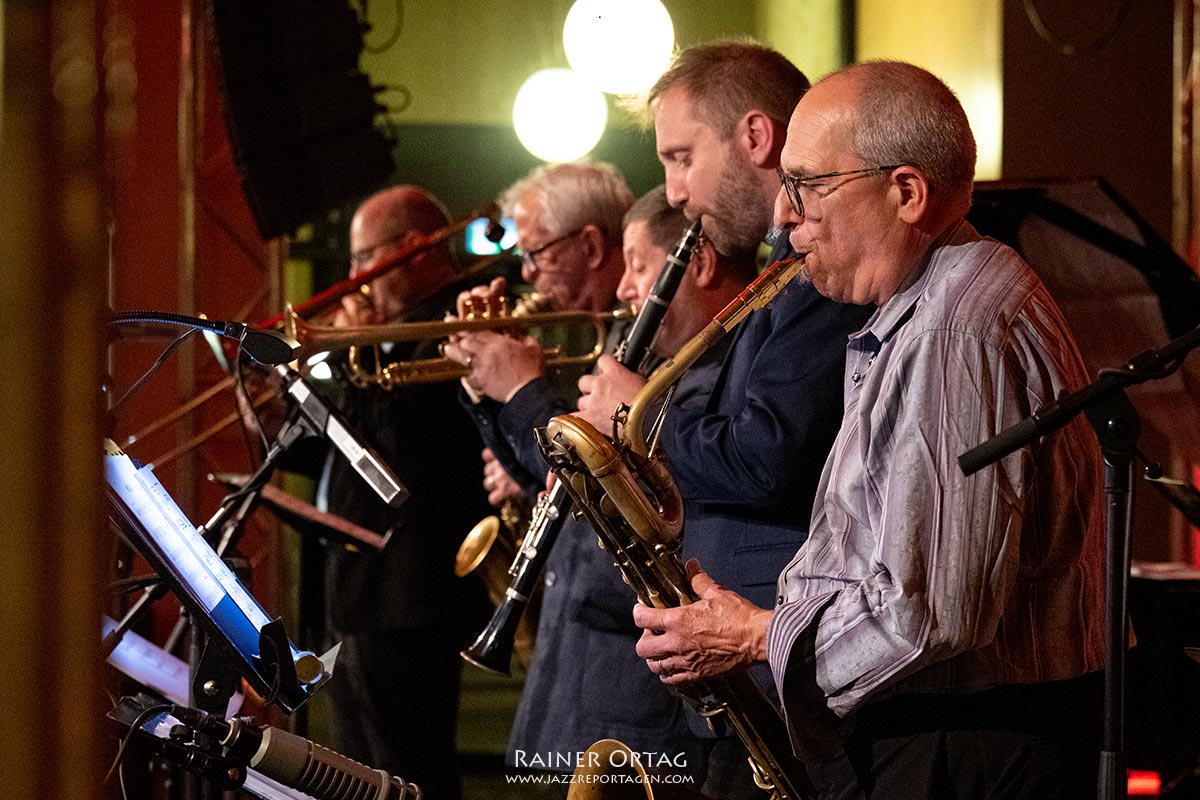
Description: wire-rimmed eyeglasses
776,165,903,217
519,227,585,270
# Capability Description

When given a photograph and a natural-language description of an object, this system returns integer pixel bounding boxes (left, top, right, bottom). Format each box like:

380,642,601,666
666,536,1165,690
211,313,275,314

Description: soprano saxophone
539,255,815,800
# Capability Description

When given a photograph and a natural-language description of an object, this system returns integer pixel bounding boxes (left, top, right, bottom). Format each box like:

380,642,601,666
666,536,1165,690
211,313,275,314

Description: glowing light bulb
512,68,607,163
563,0,674,95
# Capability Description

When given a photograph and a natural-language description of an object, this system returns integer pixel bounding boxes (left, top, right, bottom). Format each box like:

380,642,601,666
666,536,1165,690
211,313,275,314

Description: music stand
967,177,1200,461
209,472,391,552
105,441,336,714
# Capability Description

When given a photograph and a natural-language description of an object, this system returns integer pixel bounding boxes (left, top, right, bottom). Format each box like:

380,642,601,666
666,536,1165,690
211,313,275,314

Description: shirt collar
852,219,977,348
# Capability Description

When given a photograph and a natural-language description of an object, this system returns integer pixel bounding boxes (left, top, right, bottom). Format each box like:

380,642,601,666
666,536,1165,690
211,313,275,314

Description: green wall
355,1,848,216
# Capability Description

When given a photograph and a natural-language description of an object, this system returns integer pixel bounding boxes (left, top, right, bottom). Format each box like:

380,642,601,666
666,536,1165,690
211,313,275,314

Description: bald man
316,185,491,800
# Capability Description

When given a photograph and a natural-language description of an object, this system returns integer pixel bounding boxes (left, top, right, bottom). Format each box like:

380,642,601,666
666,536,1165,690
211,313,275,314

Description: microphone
229,322,300,365
109,310,300,365
278,366,410,509
170,705,423,799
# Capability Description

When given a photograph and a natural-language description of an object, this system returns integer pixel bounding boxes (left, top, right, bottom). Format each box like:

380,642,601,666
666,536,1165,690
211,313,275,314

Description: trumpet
287,303,635,389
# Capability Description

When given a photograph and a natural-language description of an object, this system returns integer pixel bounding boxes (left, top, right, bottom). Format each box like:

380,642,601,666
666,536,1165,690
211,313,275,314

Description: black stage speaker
208,0,395,240
967,178,1200,464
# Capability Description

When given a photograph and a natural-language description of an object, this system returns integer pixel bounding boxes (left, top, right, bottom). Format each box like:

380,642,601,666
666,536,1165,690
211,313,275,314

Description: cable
110,329,198,414
257,634,284,709
105,702,171,784
106,575,164,595
362,0,405,54
233,349,269,458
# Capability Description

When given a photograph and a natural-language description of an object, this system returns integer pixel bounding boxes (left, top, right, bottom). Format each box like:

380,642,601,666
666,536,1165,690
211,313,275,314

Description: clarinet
541,255,815,799
460,219,703,675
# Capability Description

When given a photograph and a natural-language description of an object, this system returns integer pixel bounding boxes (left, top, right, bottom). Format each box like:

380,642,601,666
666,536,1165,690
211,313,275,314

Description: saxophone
460,220,705,677
540,255,815,800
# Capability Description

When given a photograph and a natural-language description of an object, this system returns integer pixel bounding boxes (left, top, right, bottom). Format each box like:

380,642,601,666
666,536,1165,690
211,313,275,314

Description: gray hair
832,61,976,208
500,161,634,245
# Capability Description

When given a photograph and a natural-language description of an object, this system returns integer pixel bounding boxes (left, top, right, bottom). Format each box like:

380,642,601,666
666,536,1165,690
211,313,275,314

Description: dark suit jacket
460,315,628,495
504,337,731,775
320,282,492,634
663,278,873,609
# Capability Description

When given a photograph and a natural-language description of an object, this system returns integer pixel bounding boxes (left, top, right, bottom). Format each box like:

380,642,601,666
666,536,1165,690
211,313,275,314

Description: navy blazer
505,338,731,776
663,278,872,610
460,315,629,496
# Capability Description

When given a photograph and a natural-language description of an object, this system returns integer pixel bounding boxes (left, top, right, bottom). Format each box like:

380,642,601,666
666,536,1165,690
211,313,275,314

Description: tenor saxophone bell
455,511,537,672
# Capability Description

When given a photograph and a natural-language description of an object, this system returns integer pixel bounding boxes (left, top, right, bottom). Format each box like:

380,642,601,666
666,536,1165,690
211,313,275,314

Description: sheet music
105,452,226,614
105,443,326,680
135,462,274,632
103,615,244,718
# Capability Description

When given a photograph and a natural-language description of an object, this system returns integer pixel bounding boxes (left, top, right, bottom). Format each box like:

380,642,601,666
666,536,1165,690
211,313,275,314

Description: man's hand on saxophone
480,447,524,508
633,558,775,686
575,354,646,431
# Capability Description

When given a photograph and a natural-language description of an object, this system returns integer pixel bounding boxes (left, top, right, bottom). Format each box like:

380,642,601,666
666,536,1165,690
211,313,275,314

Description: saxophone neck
621,254,808,458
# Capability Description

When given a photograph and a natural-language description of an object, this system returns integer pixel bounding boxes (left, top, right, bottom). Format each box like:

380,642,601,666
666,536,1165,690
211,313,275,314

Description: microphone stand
959,322,1200,800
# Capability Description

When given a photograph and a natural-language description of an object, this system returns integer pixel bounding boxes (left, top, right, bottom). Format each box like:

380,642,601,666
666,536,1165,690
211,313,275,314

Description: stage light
512,68,607,163
563,0,674,95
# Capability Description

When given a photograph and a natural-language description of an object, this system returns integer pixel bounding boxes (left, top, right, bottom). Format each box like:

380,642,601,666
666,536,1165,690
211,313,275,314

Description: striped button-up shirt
766,221,1106,753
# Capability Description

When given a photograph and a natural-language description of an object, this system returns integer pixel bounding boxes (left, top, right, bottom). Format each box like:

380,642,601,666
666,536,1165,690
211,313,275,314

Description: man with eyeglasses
633,61,1107,800
572,39,872,799
441,166,719,781
443,161,631,497
306,185,491,800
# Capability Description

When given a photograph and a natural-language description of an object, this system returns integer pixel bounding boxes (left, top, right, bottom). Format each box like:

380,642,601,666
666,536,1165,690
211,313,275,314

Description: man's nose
664,175,688,210
616,273,639,303
772,184,801,230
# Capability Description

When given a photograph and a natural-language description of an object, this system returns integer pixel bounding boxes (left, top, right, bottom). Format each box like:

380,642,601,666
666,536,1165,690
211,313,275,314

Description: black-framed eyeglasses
776,165,903,217
350,232,407,269
519,227,584,269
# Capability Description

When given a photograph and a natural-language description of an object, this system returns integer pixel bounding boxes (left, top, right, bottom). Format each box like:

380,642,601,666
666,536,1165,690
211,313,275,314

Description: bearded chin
710,153,772,257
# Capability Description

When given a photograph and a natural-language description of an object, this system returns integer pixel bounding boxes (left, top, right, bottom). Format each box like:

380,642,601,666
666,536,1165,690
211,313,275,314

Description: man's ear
691,241,719,289
579,224,607,268
892,166,931,224
738,109,780,168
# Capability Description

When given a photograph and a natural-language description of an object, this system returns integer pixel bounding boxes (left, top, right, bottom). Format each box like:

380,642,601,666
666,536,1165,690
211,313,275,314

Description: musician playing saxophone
574,40,872,800
518,187,769,782
634,61,1107,800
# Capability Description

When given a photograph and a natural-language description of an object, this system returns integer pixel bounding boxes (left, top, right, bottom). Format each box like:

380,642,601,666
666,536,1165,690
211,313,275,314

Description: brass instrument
566,739,707,800
540,255,815,800
258,206,504,329
459,219,705,677
453,499,538,670
460,487,565,674
287,302,634,389
118,208,508,465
